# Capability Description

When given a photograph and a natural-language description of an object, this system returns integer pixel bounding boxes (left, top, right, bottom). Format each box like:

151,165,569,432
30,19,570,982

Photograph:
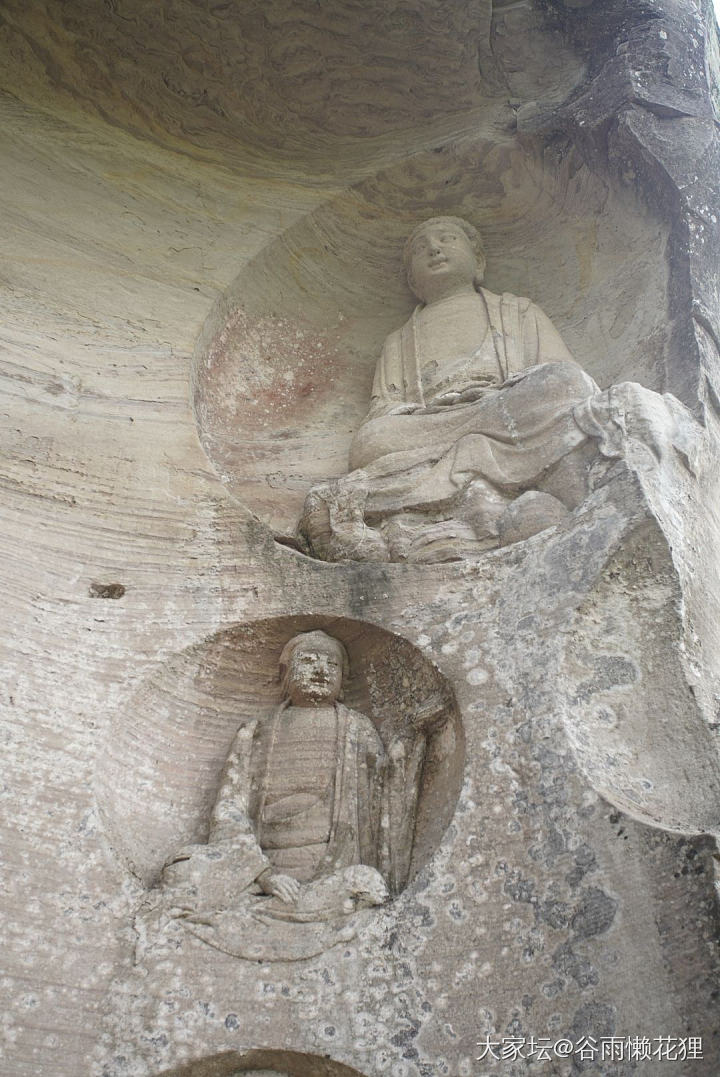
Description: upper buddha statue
297,216,603,563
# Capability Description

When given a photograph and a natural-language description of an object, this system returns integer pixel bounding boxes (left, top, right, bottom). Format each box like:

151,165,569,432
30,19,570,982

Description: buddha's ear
406,268,422,302
474,255,487,287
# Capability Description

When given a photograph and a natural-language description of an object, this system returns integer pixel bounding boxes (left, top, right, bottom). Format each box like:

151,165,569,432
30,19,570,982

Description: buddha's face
407,221,479,302
286,639,345,705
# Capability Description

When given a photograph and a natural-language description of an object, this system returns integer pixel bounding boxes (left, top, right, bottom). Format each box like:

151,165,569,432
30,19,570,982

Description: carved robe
172,703,387,895
298,287,600,561
156,703,427,960
363,287,578,419
348,288,599,515
162,701,425,917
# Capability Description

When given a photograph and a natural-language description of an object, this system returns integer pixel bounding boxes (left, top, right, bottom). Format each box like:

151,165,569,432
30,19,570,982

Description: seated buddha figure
298,216,603,564
160,630,442,929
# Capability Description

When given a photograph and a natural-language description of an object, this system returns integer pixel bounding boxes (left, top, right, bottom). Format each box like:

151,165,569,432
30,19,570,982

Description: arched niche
192,134,669,538
157,1048,369,1077
97,615,463,891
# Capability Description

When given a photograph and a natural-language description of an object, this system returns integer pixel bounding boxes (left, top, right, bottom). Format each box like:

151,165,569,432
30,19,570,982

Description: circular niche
98,615,463,896
192,134,669,540
159,1049,370,1077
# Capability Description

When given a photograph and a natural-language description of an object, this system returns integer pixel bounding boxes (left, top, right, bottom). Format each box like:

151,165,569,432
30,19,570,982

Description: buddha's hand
388,402,423,415
429,389,462,407
257,869,301,904
456,384,492,403
433,383,493,407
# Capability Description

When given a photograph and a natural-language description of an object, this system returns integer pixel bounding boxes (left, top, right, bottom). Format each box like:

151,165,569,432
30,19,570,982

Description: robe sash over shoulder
366,288,576,418
208,703,388,885
297,285,604,563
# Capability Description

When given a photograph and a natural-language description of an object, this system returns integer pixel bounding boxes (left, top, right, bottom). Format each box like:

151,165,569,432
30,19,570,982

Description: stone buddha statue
298,215,604,563
158,630,444,938
243,629,387,906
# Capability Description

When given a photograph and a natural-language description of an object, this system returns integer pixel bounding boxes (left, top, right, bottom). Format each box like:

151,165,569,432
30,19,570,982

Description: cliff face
1,4,720,1076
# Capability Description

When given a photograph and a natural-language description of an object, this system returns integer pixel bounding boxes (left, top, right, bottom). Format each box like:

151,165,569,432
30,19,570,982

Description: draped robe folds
348,288,599,516
155,704,429,960
252,702,386,881
204,702,387,892
298,288,602,560
160,700,430,927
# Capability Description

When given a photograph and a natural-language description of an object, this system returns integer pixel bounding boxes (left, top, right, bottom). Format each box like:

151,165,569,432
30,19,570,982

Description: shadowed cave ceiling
0,0,676,536
0,0,584,172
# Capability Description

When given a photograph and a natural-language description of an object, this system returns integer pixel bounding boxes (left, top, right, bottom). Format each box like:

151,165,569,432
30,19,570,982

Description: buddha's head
278,630,349,706
403,216,486,304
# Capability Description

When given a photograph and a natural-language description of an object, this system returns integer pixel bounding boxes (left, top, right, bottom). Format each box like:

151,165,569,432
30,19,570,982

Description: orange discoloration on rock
203,307,343,434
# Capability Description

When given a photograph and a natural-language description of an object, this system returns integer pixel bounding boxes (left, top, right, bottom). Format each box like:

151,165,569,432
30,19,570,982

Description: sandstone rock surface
1,3,720,1076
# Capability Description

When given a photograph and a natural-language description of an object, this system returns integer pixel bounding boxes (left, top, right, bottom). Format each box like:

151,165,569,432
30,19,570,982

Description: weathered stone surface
96,460,720,1076
292,216,700,566
1,2,720,1076
120,625,457,962
193,145,671,537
